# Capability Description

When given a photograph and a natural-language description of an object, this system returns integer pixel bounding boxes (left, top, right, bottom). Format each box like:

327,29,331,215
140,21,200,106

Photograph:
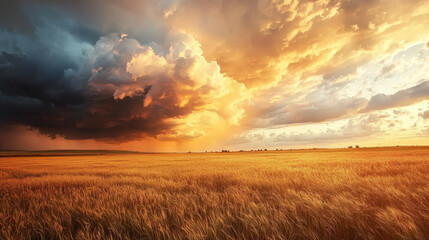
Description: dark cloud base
0,54,173,142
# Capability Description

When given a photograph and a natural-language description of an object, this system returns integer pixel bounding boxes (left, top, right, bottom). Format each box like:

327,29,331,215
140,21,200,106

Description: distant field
1,147,428,239
0,150,143,157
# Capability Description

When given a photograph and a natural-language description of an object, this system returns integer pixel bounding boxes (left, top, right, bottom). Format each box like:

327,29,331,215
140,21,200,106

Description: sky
0,0,429,152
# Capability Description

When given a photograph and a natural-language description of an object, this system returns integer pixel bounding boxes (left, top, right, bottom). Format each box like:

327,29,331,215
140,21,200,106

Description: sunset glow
1,0,429,151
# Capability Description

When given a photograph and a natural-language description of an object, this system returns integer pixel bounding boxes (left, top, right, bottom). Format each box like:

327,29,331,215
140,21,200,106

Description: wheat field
0,147,428,240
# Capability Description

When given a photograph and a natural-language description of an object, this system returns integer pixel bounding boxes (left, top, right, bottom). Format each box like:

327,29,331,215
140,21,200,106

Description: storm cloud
0,2,248,142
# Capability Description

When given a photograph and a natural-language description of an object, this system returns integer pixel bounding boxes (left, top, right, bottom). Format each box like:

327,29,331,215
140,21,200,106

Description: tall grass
1,147,428,239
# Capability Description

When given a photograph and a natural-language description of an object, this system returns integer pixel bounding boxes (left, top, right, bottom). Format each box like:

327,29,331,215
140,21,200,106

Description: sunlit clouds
1,0,429,151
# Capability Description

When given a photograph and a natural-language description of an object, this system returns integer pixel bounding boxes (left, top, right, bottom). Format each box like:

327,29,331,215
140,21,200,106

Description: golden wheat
1,147,428,239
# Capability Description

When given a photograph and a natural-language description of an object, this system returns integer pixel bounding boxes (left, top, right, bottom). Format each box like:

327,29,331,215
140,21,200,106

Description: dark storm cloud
0,35,171,141
0,3,181,141
362,81,429,112
0,38,179,142
24,87,177,141
0,1,249,142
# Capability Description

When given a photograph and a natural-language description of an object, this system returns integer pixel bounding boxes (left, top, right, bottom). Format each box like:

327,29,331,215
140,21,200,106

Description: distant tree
348,146,353,149
355,145,360,148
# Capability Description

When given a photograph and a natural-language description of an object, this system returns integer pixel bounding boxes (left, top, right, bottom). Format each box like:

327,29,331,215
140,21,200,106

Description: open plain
1,147,428,239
